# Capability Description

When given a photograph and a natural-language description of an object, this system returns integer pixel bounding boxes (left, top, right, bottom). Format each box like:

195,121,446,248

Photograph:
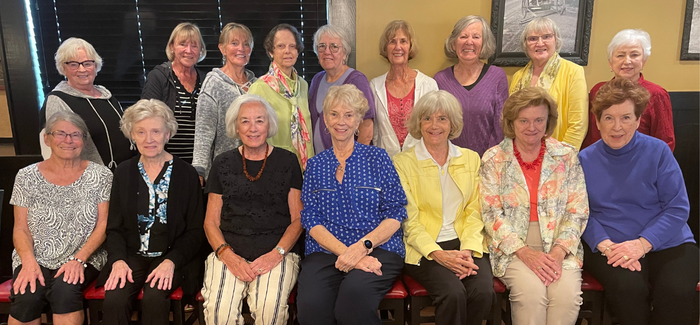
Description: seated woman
480,87,589,325
580,78,699,325
101,99,204,325
296,84,407,325
200,94,303,325
10,111,112,325
394,90,494,325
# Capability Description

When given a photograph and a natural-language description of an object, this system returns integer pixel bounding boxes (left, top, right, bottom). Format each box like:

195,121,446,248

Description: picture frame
488,0,594,66
680,0,700,60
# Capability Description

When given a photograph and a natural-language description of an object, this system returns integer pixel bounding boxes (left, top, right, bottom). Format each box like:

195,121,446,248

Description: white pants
201,252,300,325
499,222,583,325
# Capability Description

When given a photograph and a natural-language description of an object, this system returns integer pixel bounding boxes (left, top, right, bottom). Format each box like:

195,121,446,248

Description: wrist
69,256,88,268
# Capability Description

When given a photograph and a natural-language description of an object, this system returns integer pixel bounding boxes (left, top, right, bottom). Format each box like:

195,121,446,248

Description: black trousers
296,249,403,325
583,242,699,325
404,239,495,325
102,254,181,325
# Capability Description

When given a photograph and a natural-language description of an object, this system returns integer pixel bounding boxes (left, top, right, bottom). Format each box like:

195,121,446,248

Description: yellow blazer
393,144,486,266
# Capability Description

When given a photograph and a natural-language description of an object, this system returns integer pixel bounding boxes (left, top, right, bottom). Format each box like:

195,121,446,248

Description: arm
560,65,589,150
648,90,675,151
105,169,128,263
57,200,110,285
347,73,376,146
12,206,45,294
163,168,205,269
458,156,485,257
141,67,166,100
357,120,374,145
490,72,508,148
553,153,589,255
192,87,219,178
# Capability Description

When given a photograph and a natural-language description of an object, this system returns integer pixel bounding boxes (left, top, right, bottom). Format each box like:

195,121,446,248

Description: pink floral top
479,137,589,277
386,84,415,146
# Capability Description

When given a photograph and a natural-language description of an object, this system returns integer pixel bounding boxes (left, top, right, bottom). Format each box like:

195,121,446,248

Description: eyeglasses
526,34,555,44
317,43,341,54
64,60,96,70
49,131,86,141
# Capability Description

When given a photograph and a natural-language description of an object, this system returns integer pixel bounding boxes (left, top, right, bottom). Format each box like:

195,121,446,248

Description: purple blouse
434,65,508,156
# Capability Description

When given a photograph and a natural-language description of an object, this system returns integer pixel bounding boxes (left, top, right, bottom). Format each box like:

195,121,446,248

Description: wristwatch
275,246,286,256
363,239,373,251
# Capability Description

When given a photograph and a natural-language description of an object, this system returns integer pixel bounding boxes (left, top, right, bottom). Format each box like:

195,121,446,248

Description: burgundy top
387,84,415,146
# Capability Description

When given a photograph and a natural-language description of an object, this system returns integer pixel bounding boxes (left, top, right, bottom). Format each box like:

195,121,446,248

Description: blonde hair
407,91,463,140
444,16,496,60
501,87,558,139
54,37,103,76
219,22,254,51
379,20,418,61
323,84,369,120
165,22,207,63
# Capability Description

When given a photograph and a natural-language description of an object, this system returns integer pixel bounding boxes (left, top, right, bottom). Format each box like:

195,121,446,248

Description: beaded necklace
513,138,546,170
241,143,269,181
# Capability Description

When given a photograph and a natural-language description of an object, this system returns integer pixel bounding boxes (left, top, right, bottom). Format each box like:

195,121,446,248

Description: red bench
0,279,12,315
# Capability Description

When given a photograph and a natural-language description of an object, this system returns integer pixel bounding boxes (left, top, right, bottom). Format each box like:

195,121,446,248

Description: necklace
513,138,546,171
242,143,269,181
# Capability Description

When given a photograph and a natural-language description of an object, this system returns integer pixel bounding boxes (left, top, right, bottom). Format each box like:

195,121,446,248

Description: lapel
447,154,467,203
373,72,389,112
501,140,529,193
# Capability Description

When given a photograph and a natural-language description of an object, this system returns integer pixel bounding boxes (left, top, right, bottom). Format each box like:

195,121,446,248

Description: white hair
607,29,652,61
225,94,279,139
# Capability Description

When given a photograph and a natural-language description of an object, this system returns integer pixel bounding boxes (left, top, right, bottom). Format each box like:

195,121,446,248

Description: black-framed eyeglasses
48,131,86,141
317,43,341,54
64,60,96,70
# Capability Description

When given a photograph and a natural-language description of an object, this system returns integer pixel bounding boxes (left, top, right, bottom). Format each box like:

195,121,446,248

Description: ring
236,275,240,279
258,269,263,273
165,276,170,279
366,266,370,270
537,266,543,270
623,255,629,261
554,271,558,275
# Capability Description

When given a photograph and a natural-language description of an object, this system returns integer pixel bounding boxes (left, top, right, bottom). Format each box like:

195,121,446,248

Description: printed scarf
512,52,562,92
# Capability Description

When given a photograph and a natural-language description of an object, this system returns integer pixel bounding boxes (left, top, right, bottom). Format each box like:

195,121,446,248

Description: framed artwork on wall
681,0,700,60
489,0,594,66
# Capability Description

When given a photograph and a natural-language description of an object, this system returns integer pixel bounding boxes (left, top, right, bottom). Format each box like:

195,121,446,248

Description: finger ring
623,255,629,261
537,266,543,270
554,271,558,274
235,275,240,279
165,276,170,279
258,269,263,273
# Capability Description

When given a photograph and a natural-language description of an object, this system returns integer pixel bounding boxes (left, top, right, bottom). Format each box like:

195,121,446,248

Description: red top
514,139,545,222
386,84,416,146
582,74,675,151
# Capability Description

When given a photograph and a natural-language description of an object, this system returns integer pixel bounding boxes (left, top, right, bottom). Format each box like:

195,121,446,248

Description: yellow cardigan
510,58,588,150
393,144,486,266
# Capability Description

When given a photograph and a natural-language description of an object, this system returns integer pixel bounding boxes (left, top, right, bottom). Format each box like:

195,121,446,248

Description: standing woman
581,29,675,151
309,25,375,153
193,23,257,182
370,20,438,157
434,16,508,156
249,24,314,169
40,37,133,169
142,22,206,163
509,17,588,150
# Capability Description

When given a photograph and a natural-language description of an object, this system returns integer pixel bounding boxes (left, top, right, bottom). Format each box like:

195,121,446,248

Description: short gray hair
225,94,279,139
166,22,207,63
313,25,352,60
444,16,496,60
607,29,652,61
45,110,90,139
120,99,178,140
520,17,562,56
407,90,463,140
54,37,103,76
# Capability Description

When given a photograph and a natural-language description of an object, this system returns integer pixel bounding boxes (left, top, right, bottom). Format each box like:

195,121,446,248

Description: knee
103,288,133,309
508,283,548,307
436,284,467,305
141,286,171,307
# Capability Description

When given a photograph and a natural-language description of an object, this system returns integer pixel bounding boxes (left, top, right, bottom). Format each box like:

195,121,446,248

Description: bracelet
69,256,88,268
637,239,647,258
215,243,231,259
601,245,612,257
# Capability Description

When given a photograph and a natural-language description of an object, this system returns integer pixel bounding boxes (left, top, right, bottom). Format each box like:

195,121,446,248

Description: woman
297,84,407,325
394,90,494,325
193,22,257,182
10,111,111,325
580,78,698,325
249,24,314,169
509,17,588,150
101,99,204,325
434,16,508,156
581,29,675,151
370,20,438,157
309,24,375,153
201,94,303,325
480,87,589,325
40,37,133,169
142,22,206,163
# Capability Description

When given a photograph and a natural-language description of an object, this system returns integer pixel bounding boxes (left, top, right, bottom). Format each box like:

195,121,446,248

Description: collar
415,138,462,164
602,131,638,156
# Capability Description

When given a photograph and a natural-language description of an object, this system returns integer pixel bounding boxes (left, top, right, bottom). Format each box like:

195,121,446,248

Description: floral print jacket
480,137,589,277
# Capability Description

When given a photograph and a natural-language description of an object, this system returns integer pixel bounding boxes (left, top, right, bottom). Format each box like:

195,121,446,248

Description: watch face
364,240,372,249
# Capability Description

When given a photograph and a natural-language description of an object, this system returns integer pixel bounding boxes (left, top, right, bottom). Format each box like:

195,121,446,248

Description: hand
429,250,478,278
13,261,45,294
596,239,616,260
354,256,383,276
545,245,567,282
146,259,175,290
335,241,368,273
104,260,133,291
55,259,85,285
514,246,559,286
607,240,645,269
220,249,257,282
249,250,284,276
455,250,478,279
198,175,205,187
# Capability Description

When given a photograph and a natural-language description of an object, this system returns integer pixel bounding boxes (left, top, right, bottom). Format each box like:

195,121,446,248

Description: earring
354,129,360,136
324,127,330,134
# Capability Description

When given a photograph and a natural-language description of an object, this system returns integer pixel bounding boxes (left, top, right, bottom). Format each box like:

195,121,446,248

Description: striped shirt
166,71,200,163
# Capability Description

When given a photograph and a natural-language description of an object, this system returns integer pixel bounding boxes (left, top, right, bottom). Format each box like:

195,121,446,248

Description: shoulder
310,71,326,86
369,72,388,88
17,163,39,178
392,146,417,165
486,65,508,79
87,161,113,177
559,59,585,75
273,147,300,162
415,70,436,83
433,67,452,79
545,137,577,157
590,81,606,95
457,146,481,164
248,79,270,93
481,139,509,163
148,62,170,78
345,70,371,86
172,156,200,180
639,78,669,97
511,67,526,80
114,156,139,176
637,132,671,153
201,70,224,88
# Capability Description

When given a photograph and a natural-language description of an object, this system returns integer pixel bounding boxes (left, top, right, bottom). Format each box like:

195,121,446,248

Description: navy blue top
301,142,407,257
579,132,695,252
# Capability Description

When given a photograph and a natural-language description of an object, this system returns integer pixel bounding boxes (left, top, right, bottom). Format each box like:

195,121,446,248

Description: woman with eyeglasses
142,22,207,163
308,24,375,153
39,37,133,170
509,17,588,150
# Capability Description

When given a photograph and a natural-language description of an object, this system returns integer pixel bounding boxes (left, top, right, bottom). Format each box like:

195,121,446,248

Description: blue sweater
579,132,695,252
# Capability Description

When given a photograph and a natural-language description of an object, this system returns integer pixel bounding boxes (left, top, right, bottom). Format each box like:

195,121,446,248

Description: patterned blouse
386,84,415,147
136,160,173,257
10,162,112,271
301,142,408,257
479,137,589,277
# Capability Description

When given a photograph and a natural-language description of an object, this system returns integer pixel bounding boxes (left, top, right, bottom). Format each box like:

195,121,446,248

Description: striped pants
201,252,300,325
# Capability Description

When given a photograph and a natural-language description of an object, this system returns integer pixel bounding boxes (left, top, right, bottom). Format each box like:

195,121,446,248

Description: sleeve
490,70,508,148
581,214,609,253
9,168,32,208
394,156,442,259
347,74,376,120
300,159,324,230
459,154,485,257
554,152,589,255
204,155,224,195
105,166,129,262
289,152,303,190
97,167,114,202
479,155,526,256
647,90,676,152
377,150,408,222
164,166,205,269
560,65,589,150
141,68,165,100
192,81,219,177
639,147,690,251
